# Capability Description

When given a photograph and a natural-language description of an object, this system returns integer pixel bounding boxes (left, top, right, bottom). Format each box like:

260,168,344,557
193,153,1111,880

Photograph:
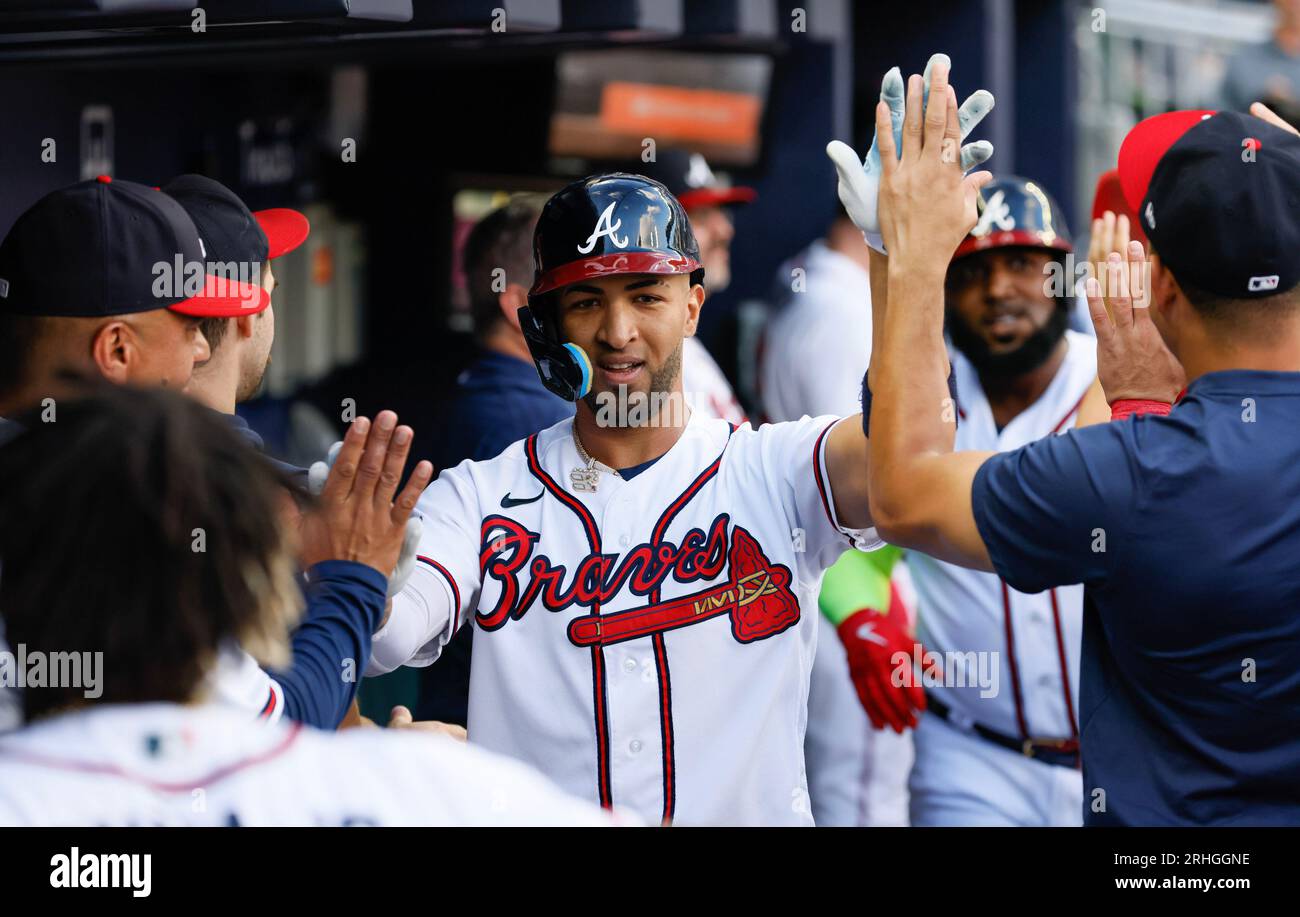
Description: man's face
688,205,734,292
557,273,703,416
129,309,210,388
945,247,1068,377
238,263,277,402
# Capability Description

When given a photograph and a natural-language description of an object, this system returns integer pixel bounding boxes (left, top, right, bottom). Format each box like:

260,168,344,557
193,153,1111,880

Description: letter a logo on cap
0,278,9,299
1145,201,1156,229
577,202,630,254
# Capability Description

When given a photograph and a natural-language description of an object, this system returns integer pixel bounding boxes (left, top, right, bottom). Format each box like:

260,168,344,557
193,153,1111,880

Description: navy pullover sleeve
265,560,388,728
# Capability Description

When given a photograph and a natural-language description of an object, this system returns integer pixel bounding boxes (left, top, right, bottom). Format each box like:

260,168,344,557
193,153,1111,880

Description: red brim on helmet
529,251,701,297
952,230,1073,262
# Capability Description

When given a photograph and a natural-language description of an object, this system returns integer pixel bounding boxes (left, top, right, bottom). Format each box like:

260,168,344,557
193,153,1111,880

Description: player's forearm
868,262,955,534
270,561,388,728
366,563,457,675
867,248,889,389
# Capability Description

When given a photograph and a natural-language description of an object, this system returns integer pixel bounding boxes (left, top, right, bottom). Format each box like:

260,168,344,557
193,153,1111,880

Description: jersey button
623,657,637,673
629,739,643,754
619,534,630,546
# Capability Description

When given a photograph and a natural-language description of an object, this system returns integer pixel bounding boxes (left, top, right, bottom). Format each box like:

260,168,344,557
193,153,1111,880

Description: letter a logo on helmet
577,201,630,254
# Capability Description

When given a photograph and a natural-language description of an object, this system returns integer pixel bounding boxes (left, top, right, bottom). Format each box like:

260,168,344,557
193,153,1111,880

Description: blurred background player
1222,0,1300,125
641,149,751,425
0,385,615,827
761,203,914,826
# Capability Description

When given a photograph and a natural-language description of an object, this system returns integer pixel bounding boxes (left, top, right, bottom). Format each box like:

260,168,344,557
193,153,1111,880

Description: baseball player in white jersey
365,169,938,826
828,101,1110,821
900,177,1106,825
0,385,614,827
0,703,618,827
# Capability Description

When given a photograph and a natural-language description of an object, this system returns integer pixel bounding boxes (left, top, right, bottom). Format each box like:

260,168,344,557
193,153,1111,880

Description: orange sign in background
599,81,761,146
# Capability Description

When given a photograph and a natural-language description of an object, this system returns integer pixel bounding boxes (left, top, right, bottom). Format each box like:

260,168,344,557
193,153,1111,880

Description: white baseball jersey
681,335,747,424
207,642,286,723
909,330,1096,744
369,410,881,826
761,237,913,826
0,640,286,731
0,702,622,826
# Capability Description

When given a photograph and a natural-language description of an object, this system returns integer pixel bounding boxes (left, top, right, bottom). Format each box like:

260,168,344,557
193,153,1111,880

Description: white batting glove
386,515,423,599
306,440,343,497
826,52,995,253
307,439,424,599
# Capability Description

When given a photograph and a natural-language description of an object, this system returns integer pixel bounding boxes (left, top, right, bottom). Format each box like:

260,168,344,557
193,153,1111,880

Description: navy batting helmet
520,173,702,402
954,176,1073,261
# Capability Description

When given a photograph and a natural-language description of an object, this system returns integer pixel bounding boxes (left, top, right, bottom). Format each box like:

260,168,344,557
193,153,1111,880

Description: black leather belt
925,691,1080,770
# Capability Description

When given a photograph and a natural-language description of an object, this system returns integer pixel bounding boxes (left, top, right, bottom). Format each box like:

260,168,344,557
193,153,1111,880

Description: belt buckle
1023,737,1076,760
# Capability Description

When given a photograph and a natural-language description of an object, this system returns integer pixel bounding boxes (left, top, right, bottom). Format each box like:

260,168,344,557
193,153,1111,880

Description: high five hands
826,53,994,253
873,57,994,271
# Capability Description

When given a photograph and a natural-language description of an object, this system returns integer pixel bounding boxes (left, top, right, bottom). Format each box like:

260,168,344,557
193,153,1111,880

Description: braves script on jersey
0,703,618,826
910,331,1096,742
369,411,880,825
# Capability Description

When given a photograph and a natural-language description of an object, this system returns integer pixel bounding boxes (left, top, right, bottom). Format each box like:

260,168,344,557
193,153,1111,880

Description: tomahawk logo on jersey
369,411,880,826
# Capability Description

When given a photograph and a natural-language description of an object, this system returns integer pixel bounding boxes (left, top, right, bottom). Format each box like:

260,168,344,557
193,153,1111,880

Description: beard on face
946,297,1070,379
581,339,683,424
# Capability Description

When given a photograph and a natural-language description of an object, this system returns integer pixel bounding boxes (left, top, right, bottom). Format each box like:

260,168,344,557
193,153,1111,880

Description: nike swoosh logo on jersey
501,491,544,508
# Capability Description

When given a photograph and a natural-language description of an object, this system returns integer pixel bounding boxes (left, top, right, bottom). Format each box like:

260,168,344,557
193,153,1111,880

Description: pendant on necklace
570,462,601,493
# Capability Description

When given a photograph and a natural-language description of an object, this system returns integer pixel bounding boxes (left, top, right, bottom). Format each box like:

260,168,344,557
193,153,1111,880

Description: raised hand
299,411,434,578
826,52,994,252
875,57,993,269
309,433,427,598
1086,241,1185,405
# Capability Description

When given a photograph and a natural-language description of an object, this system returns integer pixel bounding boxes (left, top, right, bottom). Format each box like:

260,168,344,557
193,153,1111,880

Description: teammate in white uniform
762,214,914,827
835,169,1108,825
0,704,617,827
365,172,915,826
0,385,613,827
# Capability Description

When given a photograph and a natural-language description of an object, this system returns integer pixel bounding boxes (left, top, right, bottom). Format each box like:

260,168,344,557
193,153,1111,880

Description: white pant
805,614,913,826
908,711,1082,826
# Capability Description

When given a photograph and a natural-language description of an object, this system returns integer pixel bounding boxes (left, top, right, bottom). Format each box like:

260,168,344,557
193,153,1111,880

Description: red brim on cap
530,252,701,297
1118,110,1216,212
170,274,270,317
1091,168,1148,246
254,207,310,259
677,186,757,210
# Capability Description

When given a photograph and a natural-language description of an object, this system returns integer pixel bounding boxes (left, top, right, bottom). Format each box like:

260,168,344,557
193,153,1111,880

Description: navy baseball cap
162,174,309,268
0,176,270,318
639,149,756,210
1118,109,1300,298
